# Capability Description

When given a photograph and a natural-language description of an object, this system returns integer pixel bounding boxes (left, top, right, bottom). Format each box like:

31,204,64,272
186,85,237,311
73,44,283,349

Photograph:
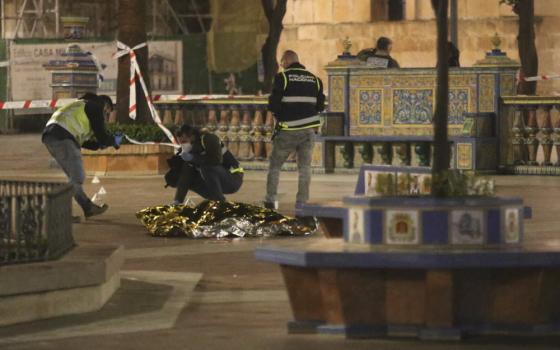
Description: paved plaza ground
1,134,560,349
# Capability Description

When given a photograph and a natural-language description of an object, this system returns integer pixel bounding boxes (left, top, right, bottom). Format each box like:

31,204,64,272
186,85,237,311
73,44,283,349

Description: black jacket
165,136,242,188
190,132,223,167
222,147,241,172
357,49,400,68
268,62,325,130
42,99,115,150
194,133,243,176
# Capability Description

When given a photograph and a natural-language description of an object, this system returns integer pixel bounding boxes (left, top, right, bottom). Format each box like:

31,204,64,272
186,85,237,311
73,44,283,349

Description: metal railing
0,180,74,265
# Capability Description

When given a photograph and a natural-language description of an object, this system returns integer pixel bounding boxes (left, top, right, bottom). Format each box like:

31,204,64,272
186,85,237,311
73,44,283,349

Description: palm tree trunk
431,0,450,197
261,0,287,93
117,0,151,124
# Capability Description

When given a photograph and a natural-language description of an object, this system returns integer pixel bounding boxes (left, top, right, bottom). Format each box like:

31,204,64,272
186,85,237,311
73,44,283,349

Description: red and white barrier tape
0,94,265,111
152,94,240,101
0,98,76,110
522,74,560,82
113,41,176,144
124,135,179,149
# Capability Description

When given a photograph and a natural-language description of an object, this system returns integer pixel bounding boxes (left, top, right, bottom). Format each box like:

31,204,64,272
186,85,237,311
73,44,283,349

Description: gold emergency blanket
137,200,316,238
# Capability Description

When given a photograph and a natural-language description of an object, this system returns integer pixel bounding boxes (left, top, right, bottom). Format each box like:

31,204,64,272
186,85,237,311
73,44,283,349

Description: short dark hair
80,92,113,111
282,50,299,62
176,124,199,138
80,92,98,101
376,37,392,51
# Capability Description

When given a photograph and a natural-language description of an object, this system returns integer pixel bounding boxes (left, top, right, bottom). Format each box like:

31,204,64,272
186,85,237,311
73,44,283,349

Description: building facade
278,0,560,94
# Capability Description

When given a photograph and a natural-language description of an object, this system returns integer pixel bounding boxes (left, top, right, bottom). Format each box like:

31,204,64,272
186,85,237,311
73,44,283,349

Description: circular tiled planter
343,196,524,246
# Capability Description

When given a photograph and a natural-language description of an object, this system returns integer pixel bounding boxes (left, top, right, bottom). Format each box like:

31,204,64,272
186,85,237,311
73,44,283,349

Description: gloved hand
113,133,123,150
180,152,194,162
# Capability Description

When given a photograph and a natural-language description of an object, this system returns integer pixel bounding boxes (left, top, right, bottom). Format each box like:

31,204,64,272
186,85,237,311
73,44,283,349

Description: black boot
85,203,109,218
263,202,276,210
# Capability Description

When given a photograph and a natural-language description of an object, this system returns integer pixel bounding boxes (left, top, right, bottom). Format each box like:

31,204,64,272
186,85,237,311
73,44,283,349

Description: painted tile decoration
479,74,496,112
364,170,381,196
504,208,520,243
310,141,323,167
329,75,345,112
392,89,434,125
395,173,431,195
448,89,469,124
348,208,365,244
409,173,432,195
347,73,480,136
456,143,473,170
385,210,420,244
358,89,383,125
396,173,411,195
450,210,485,244
500,74,516,96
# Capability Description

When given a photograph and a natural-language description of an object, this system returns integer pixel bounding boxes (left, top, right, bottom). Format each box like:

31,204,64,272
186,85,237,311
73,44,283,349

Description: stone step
0,244,123,327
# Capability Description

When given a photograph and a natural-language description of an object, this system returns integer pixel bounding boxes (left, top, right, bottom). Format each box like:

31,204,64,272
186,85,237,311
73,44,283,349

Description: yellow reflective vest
46,100,93,146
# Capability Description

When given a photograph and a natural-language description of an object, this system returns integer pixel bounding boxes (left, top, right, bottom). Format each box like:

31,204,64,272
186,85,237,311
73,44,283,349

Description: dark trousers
174,163,242,202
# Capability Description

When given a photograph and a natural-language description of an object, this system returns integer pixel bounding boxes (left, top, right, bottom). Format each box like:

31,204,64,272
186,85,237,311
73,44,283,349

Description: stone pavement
1,134,560,349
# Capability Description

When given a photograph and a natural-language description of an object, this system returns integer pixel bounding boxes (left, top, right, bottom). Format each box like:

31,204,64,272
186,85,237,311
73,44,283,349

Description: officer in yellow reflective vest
171,124,243,204
42,93,120,218
264,50,325,212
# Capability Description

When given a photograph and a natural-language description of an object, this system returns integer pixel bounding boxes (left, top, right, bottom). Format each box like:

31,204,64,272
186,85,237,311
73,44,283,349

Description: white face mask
181,142,192,154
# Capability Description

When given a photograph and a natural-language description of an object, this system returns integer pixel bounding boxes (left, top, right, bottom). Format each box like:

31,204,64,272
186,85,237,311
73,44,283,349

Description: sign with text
9,40,183,100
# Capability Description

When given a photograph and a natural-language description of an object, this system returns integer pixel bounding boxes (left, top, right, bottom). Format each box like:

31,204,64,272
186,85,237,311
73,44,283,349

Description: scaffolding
1,0,60,39
0,0,211,39
149,0,211,36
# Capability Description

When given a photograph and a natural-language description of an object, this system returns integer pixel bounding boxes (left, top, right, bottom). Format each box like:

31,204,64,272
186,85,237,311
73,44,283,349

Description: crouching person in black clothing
171,125,243,204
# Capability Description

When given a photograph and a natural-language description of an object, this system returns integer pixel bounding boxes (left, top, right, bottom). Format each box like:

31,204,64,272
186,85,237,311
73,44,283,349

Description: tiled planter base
82,144,174,175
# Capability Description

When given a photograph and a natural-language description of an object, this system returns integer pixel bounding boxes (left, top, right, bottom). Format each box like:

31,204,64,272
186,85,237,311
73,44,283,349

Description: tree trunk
515,0,538,95
431,0,450,197
117,0,151,124
261,0,287,93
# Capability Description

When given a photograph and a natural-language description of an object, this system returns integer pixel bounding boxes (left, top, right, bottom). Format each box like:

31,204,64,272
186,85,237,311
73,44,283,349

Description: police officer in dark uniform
171,125,243,204
357,36,400,68
264,50,325,210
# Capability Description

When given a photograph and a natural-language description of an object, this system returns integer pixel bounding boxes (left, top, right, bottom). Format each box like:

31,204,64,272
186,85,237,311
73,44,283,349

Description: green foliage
105,123,177,144
432,170,495,197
